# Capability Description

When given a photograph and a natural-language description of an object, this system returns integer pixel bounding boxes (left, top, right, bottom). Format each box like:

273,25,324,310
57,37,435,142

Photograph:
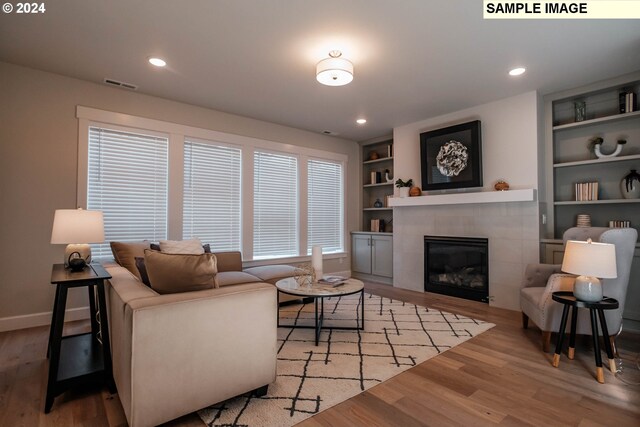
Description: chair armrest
522,263,563,288
539,273,576,309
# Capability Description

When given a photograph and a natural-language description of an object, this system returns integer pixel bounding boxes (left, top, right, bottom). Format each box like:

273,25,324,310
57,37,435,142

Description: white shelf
553,110,640,131
363,156,393,165
554,199,640,206
554,154,640,168
389,188,536,207
363,182,394,188
363,207,392,211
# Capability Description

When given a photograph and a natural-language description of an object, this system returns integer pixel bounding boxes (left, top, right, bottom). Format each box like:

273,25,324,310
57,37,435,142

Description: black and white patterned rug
198,293,494,426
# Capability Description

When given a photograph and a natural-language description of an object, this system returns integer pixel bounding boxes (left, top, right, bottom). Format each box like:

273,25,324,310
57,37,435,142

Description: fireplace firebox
424,236,489,303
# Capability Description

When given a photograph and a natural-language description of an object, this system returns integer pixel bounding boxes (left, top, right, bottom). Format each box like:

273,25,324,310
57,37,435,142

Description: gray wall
0,61,359,325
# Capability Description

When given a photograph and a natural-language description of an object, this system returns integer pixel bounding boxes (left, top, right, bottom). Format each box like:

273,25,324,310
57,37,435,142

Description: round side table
551,291,619,383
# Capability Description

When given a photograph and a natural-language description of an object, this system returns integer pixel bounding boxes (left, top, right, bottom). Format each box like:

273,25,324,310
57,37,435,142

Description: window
87,126,168,258
308,159,344,254
253,151,298,259
183,140,242,251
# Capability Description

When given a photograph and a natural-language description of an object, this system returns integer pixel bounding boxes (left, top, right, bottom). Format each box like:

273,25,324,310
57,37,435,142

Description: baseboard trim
0,307,90,333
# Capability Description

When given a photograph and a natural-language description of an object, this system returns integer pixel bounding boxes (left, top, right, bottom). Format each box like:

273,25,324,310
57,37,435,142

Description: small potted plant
395,178,413,198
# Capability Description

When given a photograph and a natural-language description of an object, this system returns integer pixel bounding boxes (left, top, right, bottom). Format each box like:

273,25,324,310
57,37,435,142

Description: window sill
242,252,348,268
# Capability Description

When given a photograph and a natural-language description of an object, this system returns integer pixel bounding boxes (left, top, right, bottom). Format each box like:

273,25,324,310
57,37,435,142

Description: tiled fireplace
424,235,489,303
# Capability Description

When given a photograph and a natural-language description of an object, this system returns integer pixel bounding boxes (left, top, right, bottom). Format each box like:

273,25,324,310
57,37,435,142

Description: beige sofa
104,251,299,427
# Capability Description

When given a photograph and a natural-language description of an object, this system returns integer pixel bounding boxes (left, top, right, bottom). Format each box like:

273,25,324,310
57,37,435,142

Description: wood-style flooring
1,282,639,426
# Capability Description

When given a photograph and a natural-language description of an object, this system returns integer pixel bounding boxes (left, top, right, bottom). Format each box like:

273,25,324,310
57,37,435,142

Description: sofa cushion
214,251,243,272
110,241,151,281
151,242,212,253
134,257,152,287
243,265,298,285
159,238,205,254
217,271,262,287
144,250,218,294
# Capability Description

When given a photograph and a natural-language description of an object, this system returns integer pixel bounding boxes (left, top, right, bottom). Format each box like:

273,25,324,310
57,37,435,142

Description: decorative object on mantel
373,198,383,208
620,169,640,199
609,220,631,228
409,187,422,197
576,214,592,228
592,137,626,159
494,180,510,191
574,101,586,122
368,151,379,161
562,239,617,302
385,169,393,183
420,120,482,191
395,178,413,198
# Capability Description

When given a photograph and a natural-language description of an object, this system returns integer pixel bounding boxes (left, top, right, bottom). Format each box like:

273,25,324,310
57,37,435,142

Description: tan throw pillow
159,238,205,255
110,241,151,281
144,250,218,294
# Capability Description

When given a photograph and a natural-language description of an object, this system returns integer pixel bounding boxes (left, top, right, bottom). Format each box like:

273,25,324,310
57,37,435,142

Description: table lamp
51,208,105,271
561,239,617,302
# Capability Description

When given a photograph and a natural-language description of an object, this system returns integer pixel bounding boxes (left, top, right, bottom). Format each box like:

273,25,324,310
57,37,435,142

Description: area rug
198,293,494,427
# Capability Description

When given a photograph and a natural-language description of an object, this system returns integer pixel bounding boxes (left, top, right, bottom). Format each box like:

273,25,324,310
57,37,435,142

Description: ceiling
1,1,639,141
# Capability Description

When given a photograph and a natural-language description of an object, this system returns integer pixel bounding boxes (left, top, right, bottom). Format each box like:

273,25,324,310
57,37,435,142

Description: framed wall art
419,120,482,191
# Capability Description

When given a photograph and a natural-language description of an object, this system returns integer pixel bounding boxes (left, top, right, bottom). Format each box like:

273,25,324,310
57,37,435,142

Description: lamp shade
51,209,105,244
316,56,353,86
561,240,617,278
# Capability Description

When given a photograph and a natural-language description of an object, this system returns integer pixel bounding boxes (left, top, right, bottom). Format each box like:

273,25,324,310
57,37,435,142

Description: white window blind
183,140,242,251
308,159,344,254
253,151,298,259
87,126,168,258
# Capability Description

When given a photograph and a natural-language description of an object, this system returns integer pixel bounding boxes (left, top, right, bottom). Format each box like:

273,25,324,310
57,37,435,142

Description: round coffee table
275,277,365,346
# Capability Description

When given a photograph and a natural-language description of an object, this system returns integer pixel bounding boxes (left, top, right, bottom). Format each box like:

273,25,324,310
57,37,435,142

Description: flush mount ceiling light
148,57,167,67
509,67,526,76
316,50,353,86
356,118,367,124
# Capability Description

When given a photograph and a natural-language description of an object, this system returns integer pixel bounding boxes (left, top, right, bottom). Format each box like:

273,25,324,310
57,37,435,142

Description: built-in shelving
554,154,640,168
363,207,393,211
363,156,393,165
553,110,640,131
363,182,393,188
554,199,640,206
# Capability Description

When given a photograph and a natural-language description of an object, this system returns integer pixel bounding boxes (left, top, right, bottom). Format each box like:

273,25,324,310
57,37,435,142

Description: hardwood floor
1,282,639,426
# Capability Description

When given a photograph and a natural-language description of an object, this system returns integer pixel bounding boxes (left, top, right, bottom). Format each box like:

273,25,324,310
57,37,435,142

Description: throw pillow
134,257,152,287
151,242,211,253
110,241,151,281
159,238,205,254
143,250,218,294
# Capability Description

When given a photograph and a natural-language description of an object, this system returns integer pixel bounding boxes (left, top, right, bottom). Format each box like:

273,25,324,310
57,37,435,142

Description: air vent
103,78,138,90
321,130,339,136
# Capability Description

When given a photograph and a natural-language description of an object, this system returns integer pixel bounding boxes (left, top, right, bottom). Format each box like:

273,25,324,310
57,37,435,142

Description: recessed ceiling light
509,67,526,76
148,57,167,67
356,118,367,125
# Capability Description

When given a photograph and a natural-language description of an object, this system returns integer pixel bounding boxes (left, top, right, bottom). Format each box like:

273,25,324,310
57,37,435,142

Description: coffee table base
277,288,365,346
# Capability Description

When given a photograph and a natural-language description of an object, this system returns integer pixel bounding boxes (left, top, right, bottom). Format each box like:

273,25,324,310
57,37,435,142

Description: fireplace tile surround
393,201,540,311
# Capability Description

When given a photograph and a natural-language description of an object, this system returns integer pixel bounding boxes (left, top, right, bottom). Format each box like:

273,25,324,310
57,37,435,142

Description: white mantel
389,188,536,207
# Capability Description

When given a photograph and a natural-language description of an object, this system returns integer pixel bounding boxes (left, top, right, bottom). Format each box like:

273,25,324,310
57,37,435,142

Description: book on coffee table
317,276,347,286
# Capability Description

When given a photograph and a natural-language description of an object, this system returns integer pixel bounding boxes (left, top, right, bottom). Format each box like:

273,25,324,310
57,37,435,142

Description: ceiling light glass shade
316,56,354,86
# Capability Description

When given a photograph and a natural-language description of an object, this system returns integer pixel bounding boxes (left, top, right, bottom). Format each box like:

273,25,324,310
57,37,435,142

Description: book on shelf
370,219,386,232
620,90,636,113
387,144,393,158
574,181,598,201
370,171,377,184
609,220,631,228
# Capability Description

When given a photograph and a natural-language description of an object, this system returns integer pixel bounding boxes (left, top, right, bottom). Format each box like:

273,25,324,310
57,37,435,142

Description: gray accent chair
520,227,637,352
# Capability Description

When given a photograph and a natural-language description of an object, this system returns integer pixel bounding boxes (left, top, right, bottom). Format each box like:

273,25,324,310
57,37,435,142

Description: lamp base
64,243,92,270
573,275,602,302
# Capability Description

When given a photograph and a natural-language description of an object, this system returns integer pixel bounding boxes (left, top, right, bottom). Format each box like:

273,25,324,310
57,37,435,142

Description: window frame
76,106,347,263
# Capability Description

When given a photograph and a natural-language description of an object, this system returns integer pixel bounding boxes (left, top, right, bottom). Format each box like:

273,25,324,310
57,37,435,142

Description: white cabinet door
372,235,393,278
352,234,372,274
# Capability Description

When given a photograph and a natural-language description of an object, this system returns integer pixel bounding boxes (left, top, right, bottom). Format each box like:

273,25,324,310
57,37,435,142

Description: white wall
0,61,359,330
391,92,541,311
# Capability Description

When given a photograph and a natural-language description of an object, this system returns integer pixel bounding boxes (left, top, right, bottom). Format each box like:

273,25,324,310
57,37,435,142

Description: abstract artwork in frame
420,120,483,191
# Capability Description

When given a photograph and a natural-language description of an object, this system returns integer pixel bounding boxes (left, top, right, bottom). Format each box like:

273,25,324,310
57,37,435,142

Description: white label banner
483,1,640,19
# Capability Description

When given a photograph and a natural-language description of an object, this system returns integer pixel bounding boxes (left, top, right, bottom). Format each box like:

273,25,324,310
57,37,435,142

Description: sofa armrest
213,251,243,272
522,263,563,288
122,283,277,427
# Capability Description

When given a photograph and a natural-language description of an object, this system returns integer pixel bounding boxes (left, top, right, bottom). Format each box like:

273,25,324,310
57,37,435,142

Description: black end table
45,263,116,413
551,291,619,384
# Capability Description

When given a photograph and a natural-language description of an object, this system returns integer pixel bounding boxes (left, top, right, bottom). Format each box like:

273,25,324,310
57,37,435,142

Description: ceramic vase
620,169,640,199
399,187,410,198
